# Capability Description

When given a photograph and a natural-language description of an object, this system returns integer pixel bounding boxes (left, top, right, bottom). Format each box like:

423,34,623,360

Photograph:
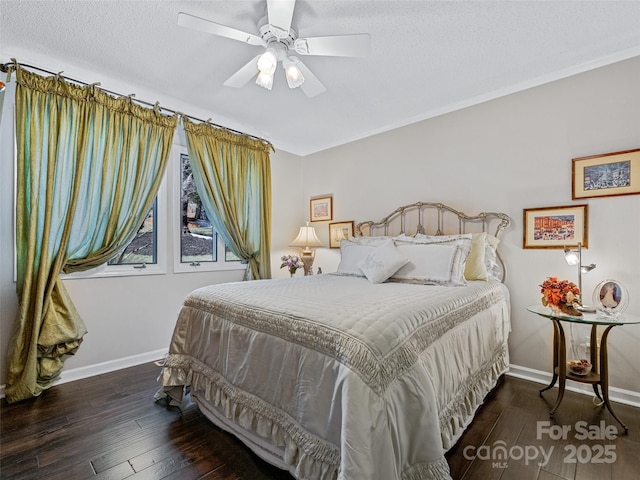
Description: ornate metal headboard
355,202,511,281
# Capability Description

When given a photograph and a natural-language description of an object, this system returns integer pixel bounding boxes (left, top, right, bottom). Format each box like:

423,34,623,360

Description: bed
158,202,511,480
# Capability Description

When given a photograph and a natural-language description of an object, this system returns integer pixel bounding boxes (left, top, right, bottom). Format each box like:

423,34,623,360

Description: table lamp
564,242,596,312
289,222,323,275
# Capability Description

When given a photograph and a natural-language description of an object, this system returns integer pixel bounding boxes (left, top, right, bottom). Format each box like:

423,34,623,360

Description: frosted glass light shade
256,71,274,90
257,48,277,74
283,56,304,89
564,247,580,266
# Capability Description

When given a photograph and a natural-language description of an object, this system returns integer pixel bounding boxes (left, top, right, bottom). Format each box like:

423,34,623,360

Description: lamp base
300,250,315,276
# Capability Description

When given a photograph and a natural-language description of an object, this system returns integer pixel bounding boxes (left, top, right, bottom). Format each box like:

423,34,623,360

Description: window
174,150,245,273
108,200,157,266
179,152,215,264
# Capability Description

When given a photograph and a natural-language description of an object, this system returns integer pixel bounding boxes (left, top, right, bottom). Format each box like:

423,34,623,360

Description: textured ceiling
1,0,639,155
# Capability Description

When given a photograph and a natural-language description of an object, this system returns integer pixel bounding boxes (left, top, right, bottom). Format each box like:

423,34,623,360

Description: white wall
301,56,640,395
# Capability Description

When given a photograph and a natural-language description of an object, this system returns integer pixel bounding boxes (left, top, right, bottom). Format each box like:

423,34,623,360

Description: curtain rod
0,59,272,147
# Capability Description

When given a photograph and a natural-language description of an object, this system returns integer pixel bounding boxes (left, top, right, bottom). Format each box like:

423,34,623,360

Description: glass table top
527,305,640,326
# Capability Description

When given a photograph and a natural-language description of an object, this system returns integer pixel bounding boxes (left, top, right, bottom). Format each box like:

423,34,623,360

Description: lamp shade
564,247,580,266
283,56,304,89
289,224,322,248
255,71,274,90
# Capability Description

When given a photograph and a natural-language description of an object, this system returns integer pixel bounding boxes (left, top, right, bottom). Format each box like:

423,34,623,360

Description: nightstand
527,305,640,434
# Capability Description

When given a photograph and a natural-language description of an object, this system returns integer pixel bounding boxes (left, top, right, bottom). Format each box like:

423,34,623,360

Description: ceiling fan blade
223,55,261,88
267,0,296,37
178,12,266,47
295,59,326,98
294,34,371,57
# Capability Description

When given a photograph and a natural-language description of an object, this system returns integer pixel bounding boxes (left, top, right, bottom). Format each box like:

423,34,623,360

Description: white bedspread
160,274,510,480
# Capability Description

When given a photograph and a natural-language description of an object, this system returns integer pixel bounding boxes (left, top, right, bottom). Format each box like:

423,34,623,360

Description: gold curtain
182,118,272,280
6,66,177,403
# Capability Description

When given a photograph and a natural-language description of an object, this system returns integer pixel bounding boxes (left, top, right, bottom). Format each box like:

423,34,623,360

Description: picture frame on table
310,196,333,222
523,204,588,249
592,279,629,316
329,221,354,248
572,148,640,200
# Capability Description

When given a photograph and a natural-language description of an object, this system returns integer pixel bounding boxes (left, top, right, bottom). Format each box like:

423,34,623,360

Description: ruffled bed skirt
157,343,508,480
158,355,341,480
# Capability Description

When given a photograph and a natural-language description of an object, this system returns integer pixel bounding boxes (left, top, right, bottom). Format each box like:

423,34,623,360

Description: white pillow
357,240,409,284
396,233,496,282
391,243,469,286
336,240,376,276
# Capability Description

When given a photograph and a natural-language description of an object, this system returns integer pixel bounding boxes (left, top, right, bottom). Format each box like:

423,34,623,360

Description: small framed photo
572,148,640,199
310,196,333,222
592,280,629,316
329,221,354,248
523,204,588,249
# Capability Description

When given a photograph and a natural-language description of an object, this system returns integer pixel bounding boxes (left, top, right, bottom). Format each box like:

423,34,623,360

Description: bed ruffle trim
438,344,509,450
402,459,452,480
157,354,340,480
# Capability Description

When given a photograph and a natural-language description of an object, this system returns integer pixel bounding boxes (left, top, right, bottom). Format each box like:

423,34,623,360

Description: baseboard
507,363,640,408
0,349,166,399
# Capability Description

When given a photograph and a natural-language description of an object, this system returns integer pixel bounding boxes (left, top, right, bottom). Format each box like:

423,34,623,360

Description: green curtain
182,117,272,280
6,67,177,403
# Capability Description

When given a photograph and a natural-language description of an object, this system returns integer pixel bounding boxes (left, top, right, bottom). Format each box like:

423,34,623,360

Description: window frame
172,146,246,274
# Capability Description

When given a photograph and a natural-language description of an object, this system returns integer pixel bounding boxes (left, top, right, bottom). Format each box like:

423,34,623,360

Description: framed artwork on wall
329,221,354,248
310,196,333,222
572,148,640,199
523,204,588,249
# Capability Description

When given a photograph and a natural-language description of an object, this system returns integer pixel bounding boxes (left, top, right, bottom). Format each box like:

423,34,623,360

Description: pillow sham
396,232,502,282
347,235,393,246
357,239,409,284
336,240,377,276
391,242,469,286
395,233,473,246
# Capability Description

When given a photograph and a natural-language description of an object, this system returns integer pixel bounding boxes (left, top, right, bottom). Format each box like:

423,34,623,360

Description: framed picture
310,196,333,222
329,221,354,248
572,148,640,199
592,279,629,316
523,204,588,249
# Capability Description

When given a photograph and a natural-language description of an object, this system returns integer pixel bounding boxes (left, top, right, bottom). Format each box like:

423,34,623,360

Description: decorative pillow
391,243,469,286
336,240,377,276
357,240,409,284
464,232,489,281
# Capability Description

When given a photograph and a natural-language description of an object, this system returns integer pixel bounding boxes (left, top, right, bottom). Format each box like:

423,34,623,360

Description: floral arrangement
540,277,582,315
281,255,304,276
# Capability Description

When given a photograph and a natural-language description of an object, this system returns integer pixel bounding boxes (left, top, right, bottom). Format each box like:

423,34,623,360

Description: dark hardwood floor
1,362,638,479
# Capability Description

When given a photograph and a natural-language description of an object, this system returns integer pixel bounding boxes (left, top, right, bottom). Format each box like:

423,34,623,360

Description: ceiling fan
178,0,371,97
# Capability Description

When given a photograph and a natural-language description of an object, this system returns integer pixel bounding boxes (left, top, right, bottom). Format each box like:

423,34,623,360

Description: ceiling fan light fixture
283,56,304,89
257,47,277,75
255,70,274,90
